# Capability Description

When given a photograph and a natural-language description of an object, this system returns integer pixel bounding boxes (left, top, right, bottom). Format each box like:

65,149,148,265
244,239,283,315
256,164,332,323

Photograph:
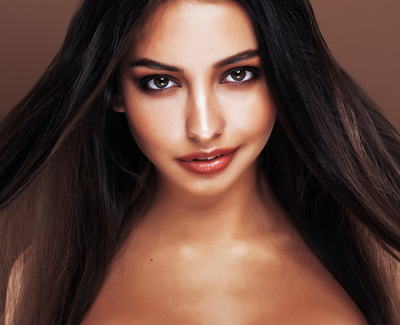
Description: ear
111,94,125,113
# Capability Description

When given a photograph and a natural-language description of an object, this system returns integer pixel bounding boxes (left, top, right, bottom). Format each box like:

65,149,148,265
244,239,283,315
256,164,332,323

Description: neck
135,166,286,246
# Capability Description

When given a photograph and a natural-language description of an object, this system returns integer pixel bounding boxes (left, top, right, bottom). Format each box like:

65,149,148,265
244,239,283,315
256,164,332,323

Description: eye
222,69,255,83
144,76,179,90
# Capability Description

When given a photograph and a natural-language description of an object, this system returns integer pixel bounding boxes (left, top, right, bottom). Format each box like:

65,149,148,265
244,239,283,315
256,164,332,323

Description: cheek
255,99,277,140
123,97,184,158
223,88,276,142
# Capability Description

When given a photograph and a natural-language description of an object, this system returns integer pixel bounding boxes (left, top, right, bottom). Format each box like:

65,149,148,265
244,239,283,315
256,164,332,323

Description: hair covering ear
111,95,125,112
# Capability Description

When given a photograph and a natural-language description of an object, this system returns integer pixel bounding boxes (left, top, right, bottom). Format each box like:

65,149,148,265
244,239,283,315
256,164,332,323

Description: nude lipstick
176,147,238,175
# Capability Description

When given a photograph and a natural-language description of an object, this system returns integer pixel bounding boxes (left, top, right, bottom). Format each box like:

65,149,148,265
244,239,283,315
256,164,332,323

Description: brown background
0,0,399,129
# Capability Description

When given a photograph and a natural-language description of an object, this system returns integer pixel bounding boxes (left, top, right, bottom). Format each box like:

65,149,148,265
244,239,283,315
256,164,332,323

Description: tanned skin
81,1,368,324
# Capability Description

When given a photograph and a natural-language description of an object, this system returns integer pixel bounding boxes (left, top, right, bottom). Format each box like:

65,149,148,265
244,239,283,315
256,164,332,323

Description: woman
1,0,399,324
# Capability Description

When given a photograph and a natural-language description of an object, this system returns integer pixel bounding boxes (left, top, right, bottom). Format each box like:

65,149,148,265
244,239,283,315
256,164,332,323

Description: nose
185,84,225,143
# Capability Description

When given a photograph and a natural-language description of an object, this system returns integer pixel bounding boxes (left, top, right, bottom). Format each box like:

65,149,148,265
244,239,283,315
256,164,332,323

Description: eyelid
220,66,260,83
137,74,181,90
136,66,261,92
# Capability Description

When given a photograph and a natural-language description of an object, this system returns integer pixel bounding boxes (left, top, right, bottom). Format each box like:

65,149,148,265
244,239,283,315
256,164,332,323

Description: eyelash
137,75,180,93
221,67,259,86
137,67,260,93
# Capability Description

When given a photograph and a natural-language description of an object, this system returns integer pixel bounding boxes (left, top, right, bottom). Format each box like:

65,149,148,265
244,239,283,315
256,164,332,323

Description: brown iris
231,69,246,81
154,77,169,88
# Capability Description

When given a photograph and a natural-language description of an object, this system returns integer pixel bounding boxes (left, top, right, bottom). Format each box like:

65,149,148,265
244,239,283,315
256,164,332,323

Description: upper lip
177,147,239,161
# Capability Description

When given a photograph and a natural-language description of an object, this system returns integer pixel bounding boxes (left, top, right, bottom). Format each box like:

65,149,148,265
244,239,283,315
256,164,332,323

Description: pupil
155,77,168,88
232,69,245,81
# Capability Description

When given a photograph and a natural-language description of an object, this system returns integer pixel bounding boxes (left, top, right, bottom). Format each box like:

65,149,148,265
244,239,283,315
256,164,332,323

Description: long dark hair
1,0,399,324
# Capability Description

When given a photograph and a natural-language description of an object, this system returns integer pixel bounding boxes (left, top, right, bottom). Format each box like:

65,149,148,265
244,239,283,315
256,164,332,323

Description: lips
176,147,239,175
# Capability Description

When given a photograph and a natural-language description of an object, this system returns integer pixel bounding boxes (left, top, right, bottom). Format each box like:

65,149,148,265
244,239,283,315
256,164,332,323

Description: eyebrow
129,59,183,72
129,49,260,72
214,49,259,69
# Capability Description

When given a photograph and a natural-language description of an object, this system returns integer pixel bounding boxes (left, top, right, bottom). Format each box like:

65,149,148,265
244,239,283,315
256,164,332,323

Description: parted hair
1,0,399,324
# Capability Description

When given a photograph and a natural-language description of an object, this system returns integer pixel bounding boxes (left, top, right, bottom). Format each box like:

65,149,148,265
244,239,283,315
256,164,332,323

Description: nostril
186,112,225,142
187,129,222,143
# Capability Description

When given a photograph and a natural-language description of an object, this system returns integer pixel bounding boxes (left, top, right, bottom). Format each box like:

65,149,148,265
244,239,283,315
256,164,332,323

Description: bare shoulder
291,269,369,325
274,235,369,325
305,308,368,325
297,297,369,325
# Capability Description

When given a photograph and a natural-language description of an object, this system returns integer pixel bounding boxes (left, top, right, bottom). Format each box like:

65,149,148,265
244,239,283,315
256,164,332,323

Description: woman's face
116,0,276,197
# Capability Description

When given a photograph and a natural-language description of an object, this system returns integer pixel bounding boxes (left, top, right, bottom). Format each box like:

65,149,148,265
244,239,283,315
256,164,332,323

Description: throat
137,180,283,246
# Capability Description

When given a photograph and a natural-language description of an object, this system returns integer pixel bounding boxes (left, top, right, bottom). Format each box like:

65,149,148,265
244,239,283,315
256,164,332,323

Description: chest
81,243,367,324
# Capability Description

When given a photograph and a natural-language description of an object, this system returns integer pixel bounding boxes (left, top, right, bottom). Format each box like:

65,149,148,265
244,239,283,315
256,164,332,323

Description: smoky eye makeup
134,64,261,94
220,66,261,85
137,74,181,93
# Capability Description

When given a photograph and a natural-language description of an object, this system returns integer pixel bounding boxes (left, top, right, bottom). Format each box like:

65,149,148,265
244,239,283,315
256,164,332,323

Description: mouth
176,147,239,175
193,155,223,161
177,147,239,162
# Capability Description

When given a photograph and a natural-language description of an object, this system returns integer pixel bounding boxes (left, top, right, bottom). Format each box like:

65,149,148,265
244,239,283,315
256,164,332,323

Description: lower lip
177,149,237,175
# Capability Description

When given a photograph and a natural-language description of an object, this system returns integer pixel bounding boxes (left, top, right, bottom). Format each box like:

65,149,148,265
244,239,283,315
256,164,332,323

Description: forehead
128,0,258,63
